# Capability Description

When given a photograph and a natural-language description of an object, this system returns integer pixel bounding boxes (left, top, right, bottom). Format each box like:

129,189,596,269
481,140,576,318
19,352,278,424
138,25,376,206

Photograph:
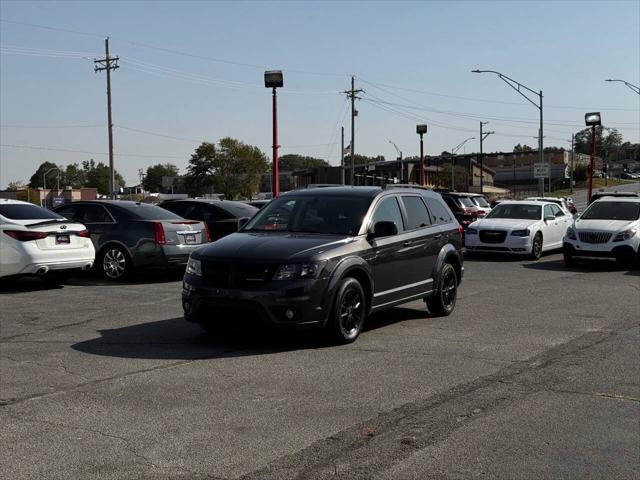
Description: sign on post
52,196,65,207
533,163,549,179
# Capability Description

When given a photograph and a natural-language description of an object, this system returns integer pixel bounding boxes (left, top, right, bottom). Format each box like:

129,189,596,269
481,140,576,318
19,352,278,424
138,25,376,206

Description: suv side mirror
369,221,398,240
544,215,555,222
237,217,250,231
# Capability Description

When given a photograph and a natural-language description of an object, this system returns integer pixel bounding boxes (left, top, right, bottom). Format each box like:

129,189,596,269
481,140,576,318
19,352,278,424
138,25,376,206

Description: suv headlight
186,257,202,276
273,262,324,281
510,229,530,237
613,229,637,242
566,227,577,240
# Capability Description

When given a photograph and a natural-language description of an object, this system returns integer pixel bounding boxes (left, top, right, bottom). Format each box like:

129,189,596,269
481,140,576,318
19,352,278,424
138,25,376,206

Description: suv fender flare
431,243,462,288
323,257,374,325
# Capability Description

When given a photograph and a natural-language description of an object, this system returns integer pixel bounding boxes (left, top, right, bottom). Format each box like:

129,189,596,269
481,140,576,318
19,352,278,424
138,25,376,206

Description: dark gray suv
182,186,464,343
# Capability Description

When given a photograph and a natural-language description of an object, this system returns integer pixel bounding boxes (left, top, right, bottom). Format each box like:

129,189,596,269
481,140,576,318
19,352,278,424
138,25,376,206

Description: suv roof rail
382,184,432,191
304,184,344,189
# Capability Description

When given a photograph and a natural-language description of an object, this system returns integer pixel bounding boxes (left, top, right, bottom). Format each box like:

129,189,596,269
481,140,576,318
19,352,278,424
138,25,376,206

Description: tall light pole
416,125,428,185
472,69,544,196
585,112,601,203
605,79,640,95
42,167,59,208
389,140,403,183
450,137,475,191
265,70,283,197
479,121,494,194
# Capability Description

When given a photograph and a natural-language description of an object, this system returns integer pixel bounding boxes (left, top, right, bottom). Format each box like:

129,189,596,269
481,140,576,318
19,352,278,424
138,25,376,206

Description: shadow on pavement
71,307,428,360
0,277,63,294
523,257,636,273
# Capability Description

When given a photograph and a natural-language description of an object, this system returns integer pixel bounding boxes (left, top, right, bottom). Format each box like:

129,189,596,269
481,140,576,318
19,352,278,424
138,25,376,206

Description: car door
367,195,410,308
79,204,117,248
398,195,438,290
550,204,570,247
542,204,560,246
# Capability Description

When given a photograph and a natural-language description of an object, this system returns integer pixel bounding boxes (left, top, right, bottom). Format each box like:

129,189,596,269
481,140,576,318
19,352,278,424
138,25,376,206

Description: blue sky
1,0,639,187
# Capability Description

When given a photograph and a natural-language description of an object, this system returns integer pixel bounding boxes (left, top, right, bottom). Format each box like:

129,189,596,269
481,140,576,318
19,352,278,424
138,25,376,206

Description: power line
0,124,104,128
0,143,186,159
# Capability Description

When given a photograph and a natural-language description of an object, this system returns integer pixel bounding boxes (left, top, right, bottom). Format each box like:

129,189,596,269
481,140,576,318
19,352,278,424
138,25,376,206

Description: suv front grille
578,231,612,244
479,230,507,244
201,261,278,288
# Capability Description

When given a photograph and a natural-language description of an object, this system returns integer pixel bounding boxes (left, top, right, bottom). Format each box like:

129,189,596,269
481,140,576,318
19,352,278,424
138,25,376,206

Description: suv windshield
243,195,372,235
0,203,63,220
581,201,640,221
486,204,541,220
471,196,490,208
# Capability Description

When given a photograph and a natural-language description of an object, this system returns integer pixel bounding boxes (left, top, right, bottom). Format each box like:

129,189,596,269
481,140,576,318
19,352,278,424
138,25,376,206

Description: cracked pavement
1,254,638,479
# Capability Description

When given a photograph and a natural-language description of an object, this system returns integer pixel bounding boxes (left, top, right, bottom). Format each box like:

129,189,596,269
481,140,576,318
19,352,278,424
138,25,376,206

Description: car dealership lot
1,255,638,479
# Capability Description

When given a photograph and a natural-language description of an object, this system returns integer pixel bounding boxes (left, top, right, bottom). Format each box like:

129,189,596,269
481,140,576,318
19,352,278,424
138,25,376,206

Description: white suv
0,199,95,280
563,197,640,267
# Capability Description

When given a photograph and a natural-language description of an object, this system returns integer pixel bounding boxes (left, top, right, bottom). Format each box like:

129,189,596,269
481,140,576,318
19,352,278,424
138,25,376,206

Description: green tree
573,164,588,182
28,161,61,188
344,154,385,166
143,163,179,192
83,160,125,195
278,154,329,172
184,138,269,199
543,146,565,153
513,144,533,153
6,180,24,191
63,163,86,188
573,127,623,162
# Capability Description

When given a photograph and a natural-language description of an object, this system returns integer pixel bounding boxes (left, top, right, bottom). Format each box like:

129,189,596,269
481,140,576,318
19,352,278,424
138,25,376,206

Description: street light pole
264,70,283,198
416,125,428,186
472,70,544,196
450,137,475,191
585,112,602,203
605,79,640,95
479,121,494,194
389,140,403,183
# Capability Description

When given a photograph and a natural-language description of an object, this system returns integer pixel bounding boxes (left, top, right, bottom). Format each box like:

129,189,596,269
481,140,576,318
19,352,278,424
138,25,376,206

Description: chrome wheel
339,288,364,338
531,234,543,260
103,248,127,280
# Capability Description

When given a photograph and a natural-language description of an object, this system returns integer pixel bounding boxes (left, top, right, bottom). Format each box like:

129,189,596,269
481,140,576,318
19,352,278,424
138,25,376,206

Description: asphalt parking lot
1,253,639,479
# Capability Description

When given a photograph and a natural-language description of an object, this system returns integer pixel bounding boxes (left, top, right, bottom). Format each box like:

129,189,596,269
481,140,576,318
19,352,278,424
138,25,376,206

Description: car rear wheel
530,233,543,260
100,245,130,281
426,263,457,316
329,277,366,344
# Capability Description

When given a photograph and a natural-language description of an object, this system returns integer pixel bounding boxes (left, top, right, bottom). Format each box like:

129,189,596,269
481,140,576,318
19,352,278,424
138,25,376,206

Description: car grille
578,231,612,244
479,230,507,244
201,260,278,288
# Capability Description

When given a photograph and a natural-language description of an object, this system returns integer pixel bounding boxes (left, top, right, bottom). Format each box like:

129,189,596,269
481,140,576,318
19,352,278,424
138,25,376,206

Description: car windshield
124,203,184,220
486,204,541,220
471,196,490,208
243,195,372,235
0,203,63,220
581,201,640,221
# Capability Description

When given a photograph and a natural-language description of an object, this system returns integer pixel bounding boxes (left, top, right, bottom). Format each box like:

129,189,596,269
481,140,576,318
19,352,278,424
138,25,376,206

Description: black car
439,192,478,230
182,186,464,343
53,201,210,280
159,199,258,241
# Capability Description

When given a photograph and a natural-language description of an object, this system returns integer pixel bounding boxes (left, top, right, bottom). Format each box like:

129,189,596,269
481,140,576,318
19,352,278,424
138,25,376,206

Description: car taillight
154,222,166,245
204,224,212,242
458,225,464,241
76,229,91,238
463,208,475,215
3,230,49,241
477,210,486,216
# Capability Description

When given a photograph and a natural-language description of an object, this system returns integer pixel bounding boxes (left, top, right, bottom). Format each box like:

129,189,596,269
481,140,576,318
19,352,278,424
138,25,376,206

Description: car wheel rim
441,268,457,309
339,288,363,337
533,237,542,257
103,249,126,279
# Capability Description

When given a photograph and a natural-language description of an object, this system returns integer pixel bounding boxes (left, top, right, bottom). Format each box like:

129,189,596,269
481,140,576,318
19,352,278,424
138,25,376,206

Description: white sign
533,163,549,178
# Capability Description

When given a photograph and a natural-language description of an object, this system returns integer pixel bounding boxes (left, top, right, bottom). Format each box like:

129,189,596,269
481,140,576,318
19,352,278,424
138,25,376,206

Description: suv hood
195,232,354,261
574,218,638,232
473,218,538,230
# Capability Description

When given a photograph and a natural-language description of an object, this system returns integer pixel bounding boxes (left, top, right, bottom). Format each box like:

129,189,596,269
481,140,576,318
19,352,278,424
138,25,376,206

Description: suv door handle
403,241,412,247
433,234,442,240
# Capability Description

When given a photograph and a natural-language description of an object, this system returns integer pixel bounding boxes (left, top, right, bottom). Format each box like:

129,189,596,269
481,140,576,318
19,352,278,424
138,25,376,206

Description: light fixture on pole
416,124,428,185
585,112,601,203
472,69,545,196
449,137,475,191
265,70,283,198
388,140,403,183
605,79,640,95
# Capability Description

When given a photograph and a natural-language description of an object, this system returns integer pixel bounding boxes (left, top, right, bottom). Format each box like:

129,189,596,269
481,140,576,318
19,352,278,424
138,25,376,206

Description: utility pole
568,134,575,194
341,126,345,185
343,76,363,186
138,168,145,197
479,121,494,194
94,37,119,199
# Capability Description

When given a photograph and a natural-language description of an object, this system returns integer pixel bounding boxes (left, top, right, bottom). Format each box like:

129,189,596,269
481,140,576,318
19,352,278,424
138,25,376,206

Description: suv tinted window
370,196,404,233
442,196,460,211
424,197,452,225
401,196,431,229
458,196,475,208
0,203,63,220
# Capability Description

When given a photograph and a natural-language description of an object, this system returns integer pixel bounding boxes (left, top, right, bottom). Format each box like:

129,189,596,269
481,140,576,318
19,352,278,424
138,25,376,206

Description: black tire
563,247,576,267
100,245,131,281
530,233,543,260
329,277,367,344
426,263,458,316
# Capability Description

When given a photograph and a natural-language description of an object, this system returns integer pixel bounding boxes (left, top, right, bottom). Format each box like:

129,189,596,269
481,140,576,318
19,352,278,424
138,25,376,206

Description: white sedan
464,200,571,259
0,199,95,280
